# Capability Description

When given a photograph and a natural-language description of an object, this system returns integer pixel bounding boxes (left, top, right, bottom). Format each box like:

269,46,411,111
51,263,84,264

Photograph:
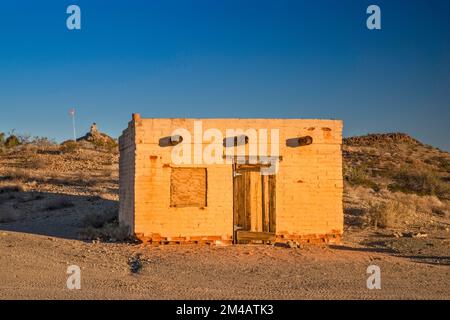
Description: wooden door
233,164,276,243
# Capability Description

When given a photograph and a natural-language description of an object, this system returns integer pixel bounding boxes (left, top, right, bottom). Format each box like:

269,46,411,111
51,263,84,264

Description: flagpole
69,108,77,141
72,113,76,141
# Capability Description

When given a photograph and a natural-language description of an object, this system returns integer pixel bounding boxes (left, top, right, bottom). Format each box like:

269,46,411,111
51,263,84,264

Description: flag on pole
69,108,77,141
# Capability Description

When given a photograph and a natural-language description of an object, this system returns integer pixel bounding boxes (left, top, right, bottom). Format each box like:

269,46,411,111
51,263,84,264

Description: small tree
60,140,79,153
5,135,20,148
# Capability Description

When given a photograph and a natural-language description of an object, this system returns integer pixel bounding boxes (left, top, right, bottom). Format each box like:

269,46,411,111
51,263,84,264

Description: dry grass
79,224,129,242
59,140,79,154
367,200,415,229
0,169,33,182
0,181,26,194
345,184,449,231
425,155,450,171
79,208,129,242
388,168,449,200
22,156,47,170
345,165,379,191
81,208,117,228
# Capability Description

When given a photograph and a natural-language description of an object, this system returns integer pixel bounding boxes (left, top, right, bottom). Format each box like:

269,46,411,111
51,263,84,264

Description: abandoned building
119,114,343,245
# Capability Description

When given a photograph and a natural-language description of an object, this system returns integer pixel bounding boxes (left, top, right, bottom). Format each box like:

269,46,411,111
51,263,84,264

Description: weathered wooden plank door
233,170,251,232
233,164,276,243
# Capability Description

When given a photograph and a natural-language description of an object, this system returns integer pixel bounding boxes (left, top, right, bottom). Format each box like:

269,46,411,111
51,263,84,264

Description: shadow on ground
0,190,118,240
329,244,397,254
331,241,450,266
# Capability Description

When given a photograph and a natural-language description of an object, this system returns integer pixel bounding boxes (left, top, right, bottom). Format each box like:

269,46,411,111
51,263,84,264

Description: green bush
92,138,118,152
388,169,449,199
60,140,79,153
345,165,379,191
4,135,20,148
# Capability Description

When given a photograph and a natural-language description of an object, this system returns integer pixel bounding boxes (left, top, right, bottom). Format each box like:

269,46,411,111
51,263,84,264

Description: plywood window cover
170,167,207,208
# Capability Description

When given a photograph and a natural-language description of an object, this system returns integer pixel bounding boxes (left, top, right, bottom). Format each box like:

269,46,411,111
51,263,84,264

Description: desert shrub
0,182,26,194
93,138,118,153
401,193,445,215
73,172,97,187
388,169,449,199
345,165,379,191
0,169,33,182
79,224,129,242
60,140,79,153
79,208,129,241
82,208,118,229
23,156,47,170
30,136,56,147
426,155,450,172
16,133,32,144
367,201,413,229
18,144,39,157
432,207,449,217
43,198,74,211
4,135,20,148
0,132,4,146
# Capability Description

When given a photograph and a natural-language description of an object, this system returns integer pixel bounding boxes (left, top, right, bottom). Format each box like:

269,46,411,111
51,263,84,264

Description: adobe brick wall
118,119,136,234
119,117,343,243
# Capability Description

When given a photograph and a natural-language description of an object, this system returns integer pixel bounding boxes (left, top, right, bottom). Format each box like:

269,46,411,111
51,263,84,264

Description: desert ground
0,132,449,299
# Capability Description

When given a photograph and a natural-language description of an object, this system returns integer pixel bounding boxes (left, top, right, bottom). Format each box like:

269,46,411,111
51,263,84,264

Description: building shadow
400,255,450,266
329,244,450,266
0,190,118,240
328,244,397,254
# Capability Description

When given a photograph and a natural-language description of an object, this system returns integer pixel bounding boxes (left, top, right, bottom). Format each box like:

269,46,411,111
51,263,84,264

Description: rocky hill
342,133,449,263
343,132,449,200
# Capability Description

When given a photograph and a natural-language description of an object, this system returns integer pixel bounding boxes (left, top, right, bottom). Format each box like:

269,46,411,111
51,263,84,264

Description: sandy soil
1,226,449,300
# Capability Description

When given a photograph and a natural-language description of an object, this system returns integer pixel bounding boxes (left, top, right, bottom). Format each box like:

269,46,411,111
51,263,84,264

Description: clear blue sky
1,0,449,150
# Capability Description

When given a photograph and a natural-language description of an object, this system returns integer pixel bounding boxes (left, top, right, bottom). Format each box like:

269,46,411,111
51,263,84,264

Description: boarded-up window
170,168,207,207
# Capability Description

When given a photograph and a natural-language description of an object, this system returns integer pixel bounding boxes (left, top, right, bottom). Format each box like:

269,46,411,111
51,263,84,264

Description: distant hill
343,132,449,200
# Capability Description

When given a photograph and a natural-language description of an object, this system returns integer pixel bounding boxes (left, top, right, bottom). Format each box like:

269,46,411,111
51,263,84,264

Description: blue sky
0,0,449,150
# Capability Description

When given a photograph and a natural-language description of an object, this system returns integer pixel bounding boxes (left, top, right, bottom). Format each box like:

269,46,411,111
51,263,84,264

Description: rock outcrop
77,123,117,147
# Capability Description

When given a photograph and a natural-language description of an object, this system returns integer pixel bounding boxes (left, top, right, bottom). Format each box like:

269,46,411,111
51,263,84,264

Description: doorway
233,163,276,244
